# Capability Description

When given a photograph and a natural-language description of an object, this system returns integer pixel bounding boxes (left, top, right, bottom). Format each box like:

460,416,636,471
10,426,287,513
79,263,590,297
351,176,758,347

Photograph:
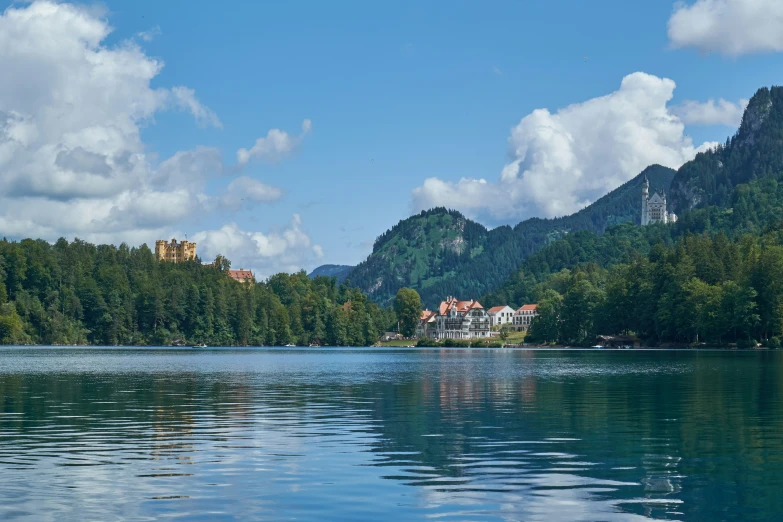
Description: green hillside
483,172,783,346
349,165,674,308
346,208,491,307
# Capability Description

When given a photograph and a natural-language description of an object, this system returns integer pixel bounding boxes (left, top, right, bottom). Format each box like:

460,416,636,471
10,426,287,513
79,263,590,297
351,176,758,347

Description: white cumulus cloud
668,0,783,56
411,72,719,222
0,1,221,236
236,119,312,166
671,98,749,126
0,1,313,275
193,215,324,279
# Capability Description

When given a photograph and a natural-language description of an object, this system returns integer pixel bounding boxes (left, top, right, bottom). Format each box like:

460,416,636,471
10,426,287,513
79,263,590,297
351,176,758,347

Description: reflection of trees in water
1,351,783,518
0,372,258,447
344,351,783,518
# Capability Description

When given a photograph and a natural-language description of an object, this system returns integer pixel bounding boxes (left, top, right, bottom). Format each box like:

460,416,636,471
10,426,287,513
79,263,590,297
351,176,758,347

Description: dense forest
348,165,674,308
0,239,394,346
485,173,783,347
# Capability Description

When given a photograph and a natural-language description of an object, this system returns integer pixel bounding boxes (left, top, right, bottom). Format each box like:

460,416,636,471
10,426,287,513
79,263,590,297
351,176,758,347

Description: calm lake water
0,348,782,521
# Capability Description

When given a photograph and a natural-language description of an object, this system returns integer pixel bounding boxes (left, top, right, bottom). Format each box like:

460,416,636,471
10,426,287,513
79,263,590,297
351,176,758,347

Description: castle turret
641,175,649,226
662,189,668,223
155,240,167,261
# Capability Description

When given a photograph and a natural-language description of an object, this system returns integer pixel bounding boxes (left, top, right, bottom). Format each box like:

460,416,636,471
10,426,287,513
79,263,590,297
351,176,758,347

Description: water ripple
0,347,781,520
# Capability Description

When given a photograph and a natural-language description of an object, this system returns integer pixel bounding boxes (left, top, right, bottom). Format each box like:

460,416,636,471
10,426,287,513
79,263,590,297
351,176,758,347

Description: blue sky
0,0,781,276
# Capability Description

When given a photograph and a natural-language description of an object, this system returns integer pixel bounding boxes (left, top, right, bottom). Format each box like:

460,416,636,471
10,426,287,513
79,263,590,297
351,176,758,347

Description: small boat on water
591,345,605,349
192,343,207,348
284,343,296,347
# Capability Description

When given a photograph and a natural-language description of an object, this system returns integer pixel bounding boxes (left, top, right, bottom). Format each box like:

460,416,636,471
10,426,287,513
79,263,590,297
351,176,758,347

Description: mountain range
311,164,674,308
312,85,783,309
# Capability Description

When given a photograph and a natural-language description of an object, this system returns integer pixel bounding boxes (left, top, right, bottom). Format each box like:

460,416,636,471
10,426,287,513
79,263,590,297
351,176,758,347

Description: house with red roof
228,268,255,284
417,309,438,338
512,304,538,331
430,296,491,340
487,305,515,328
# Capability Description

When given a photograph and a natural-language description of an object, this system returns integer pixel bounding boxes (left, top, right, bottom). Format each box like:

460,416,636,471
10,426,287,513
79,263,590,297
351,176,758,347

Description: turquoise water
0,347,782,521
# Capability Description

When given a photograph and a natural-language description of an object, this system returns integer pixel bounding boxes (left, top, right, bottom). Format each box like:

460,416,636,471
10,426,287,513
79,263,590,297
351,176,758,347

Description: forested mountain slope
670,86,783,213
483,173,783,310
484,172,783,346
349,165,674,308
346,208,492,307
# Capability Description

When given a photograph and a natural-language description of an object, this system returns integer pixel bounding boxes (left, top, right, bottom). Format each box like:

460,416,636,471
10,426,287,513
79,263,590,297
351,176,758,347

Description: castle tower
660,189,668,224
155,238,197,262
155,240,167,261
641,175,649,226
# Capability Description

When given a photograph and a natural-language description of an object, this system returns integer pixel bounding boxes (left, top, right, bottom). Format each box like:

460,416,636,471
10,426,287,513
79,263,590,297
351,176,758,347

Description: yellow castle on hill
155,238,197,263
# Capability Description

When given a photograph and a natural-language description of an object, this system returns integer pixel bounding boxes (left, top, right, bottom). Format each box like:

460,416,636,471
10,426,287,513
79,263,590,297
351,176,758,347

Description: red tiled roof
420,310,437,322
228,269,254,281
518,304,538,312
467,300,483,311
438,299,453,316
455,301,471,312
487,306,508,314
437,298,484,316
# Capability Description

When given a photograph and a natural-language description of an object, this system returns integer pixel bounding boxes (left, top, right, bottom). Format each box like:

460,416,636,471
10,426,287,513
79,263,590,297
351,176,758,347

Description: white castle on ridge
641,175,677,226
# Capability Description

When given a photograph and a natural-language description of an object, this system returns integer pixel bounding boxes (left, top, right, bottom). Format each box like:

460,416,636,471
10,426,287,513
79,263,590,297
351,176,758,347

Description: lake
0,347,781,521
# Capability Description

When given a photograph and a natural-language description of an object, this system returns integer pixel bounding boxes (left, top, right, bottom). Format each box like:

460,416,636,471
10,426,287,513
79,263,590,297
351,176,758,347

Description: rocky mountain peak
736,87,773,147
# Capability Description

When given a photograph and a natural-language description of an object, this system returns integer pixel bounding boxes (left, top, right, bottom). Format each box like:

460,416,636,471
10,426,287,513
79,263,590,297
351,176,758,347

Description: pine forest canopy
0,239,395,347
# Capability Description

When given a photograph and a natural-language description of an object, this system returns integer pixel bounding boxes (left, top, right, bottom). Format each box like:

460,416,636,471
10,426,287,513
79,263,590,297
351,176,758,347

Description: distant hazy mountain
346,164,675,308
307,264,354,283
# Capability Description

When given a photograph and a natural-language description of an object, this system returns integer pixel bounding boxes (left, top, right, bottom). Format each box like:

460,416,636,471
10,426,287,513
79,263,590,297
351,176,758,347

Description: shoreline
0,344,775,351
